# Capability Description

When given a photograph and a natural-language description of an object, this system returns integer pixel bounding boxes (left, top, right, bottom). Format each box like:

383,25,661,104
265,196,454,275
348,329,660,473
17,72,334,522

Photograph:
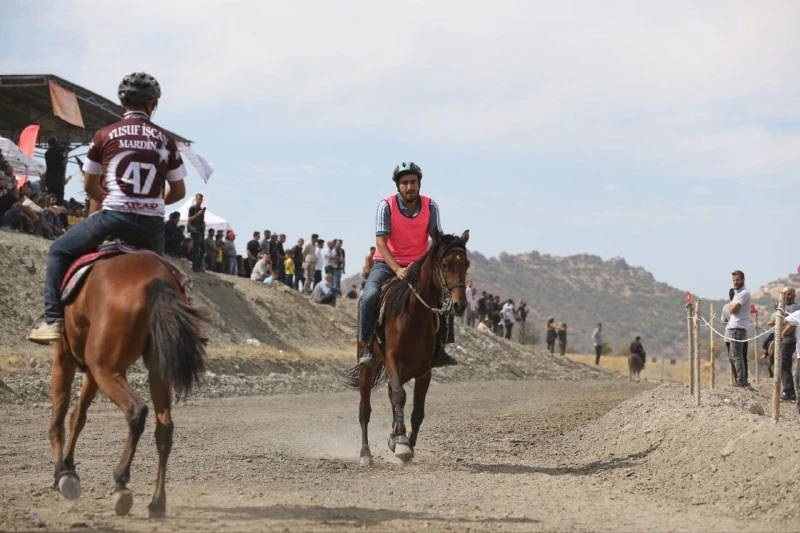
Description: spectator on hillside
164,211,183,256
21,191,60,238
276,234,287,283
187,193,206,272
44,137,68,204
314,238,325,288
302,234,318,293
312,273,336,306
546,317,558,354
363,246,376,281
516,300,528,344
250,250,271,282
324,239,336,278
491,295,503,335
222,230,237,275
205,228,217,271
469,287,478,328
214,230,224,273
332,238,345,294
477,316,493,335
592,323,603,365
726,270,751,387
346,284,359,299
245,231,260,278
477,292,488,328
292,238,305,290
502,299,516,340
284,253,296,288
463,280,474,326
180,237,193,259
558,323,568,356
259,229,272,257
630,336,646,364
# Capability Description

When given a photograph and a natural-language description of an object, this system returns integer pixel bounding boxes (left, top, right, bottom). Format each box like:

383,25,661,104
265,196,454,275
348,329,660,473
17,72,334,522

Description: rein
405,246,466,316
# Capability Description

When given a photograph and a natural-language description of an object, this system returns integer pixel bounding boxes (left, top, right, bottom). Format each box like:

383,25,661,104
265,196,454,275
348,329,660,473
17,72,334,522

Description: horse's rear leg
358,366,375,467
146,369,173,517
92,368,148,516
408,372,431,450
50,342,78,498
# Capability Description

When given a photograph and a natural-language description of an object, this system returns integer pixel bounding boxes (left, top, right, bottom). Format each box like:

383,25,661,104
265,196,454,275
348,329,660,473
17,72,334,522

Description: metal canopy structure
0,74,192,148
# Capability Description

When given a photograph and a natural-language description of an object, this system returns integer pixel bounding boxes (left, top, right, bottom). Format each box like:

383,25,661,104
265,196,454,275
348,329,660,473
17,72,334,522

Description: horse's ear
460,229,469,245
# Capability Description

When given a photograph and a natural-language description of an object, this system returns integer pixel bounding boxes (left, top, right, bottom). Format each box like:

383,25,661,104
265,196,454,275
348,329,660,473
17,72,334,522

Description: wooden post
754,312,760,385
772,290,786,423
687,303,694,394
660,354,665,383
694,299,701,406
710,303,716,391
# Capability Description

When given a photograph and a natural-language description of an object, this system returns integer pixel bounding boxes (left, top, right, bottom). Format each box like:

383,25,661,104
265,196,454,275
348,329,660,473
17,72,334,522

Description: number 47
122,162,157,195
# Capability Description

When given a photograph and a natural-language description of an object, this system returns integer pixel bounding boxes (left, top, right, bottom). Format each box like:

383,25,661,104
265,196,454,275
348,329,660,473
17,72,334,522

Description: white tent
168,197,230,234
0,136,45,176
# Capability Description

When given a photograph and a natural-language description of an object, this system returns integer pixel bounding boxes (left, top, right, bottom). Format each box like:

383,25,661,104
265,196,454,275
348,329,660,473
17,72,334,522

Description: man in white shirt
726,270,751,387
502,299,516,340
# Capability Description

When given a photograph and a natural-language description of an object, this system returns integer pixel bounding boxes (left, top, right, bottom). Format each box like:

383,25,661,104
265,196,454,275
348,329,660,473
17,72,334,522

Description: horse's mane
382,233,467,322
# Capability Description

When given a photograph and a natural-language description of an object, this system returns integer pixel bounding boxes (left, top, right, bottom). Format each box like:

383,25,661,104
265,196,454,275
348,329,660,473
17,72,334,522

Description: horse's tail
343,362,386,390
147,279,207,394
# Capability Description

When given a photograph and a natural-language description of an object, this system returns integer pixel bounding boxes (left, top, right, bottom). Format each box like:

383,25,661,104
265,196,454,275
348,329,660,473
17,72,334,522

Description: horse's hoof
387,435,396,453
360,455,373,467
395,443,414,463
148,506,166,519
113,489,134,516
57,474,81,501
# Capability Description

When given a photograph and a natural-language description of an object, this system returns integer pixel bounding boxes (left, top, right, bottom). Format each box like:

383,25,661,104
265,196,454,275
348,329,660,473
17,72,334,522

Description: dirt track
1,378,787,532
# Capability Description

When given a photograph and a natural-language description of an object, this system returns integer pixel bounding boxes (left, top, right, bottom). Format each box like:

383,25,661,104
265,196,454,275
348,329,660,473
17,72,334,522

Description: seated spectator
311,273,336,306
477,316,493,334
180,237,193,259
251,250,272,282
164,211,183,256
345,284,358,299
0,170,20,228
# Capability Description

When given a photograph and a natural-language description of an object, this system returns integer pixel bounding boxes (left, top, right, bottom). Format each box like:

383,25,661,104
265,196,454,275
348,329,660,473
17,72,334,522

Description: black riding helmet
118,72,161,104
392,162,422,183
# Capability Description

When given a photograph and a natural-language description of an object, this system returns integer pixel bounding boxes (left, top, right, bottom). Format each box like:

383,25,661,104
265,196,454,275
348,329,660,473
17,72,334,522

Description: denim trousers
44,209,164,322
191,232,205,271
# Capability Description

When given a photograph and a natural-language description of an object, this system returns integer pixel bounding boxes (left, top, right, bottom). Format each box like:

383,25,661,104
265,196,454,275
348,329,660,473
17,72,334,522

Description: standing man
777,287,798,400
516,300,528,343
204,228,217,272
275,234,287,283
187,193,206,272
502,299,516,340
245,231,261,278
302,233,318,293
332,238,345,294
314,238,325,289
358,161,457,368
726,270,751,387
463,280,474,326
292,237,305,290
44,138,68,204
592,323,604,365
28,72,186,342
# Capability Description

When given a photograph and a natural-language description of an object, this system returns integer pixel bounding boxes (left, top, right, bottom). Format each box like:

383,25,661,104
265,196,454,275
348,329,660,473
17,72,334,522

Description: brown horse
628,353,645,381
346,230,470,465
49,252,206,517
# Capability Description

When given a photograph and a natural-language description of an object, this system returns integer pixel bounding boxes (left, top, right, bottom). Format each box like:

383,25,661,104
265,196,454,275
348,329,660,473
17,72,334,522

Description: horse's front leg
386,367,413,463
408,371,431,450
50,342,80,500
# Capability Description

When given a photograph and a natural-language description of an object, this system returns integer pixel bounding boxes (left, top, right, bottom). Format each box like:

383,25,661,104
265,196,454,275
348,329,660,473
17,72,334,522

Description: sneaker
28,319,64,344
358,347,376,368
780,392,797,402
432,347,458,368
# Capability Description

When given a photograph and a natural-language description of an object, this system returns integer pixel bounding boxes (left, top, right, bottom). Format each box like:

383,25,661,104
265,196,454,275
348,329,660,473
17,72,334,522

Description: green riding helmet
392,162,422,183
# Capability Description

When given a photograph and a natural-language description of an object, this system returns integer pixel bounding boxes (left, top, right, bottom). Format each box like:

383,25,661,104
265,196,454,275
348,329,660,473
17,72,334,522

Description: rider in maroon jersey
28,72,187,343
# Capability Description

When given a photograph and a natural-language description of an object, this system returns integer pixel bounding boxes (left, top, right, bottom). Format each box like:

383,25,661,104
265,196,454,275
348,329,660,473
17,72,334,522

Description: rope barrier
696,315,774,343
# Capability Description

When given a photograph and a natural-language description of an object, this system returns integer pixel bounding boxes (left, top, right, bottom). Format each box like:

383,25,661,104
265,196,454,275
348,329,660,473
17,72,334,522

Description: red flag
750,304,757,314
686,291,692,305
15,125,39,188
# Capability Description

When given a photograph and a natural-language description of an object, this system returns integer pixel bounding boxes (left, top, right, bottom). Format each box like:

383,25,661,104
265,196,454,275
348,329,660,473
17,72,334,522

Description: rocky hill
464,250,731,359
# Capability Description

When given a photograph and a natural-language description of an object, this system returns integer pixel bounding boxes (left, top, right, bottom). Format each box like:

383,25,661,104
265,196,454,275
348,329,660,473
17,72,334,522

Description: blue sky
2,1,798,300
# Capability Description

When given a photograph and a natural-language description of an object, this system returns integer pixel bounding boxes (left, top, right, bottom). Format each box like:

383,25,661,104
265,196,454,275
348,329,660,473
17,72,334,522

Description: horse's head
433,229,470,316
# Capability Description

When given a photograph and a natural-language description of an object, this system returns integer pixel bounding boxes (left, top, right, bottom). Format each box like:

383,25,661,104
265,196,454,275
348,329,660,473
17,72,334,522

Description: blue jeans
225,256,237,275
332,267,343,294
44,210,164,322
190,232,205,271
358,261,396,343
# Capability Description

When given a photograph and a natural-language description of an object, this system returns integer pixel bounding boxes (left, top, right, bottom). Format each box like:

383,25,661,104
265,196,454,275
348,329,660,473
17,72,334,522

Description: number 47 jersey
82,110,187,217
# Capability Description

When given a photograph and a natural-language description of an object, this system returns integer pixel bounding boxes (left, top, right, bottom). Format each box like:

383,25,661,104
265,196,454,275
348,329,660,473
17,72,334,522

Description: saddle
61,239,191,303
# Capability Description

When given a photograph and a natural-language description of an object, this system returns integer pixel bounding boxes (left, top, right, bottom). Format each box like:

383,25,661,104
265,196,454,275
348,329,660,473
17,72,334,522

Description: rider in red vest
28,72,187,343
357,162,458,368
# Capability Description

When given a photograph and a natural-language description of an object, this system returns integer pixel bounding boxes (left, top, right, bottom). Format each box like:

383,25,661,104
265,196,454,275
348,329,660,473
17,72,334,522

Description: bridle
406,246,466,316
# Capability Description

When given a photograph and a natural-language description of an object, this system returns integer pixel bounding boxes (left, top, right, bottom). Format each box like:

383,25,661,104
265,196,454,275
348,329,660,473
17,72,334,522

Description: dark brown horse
628,354,645,381
346,230,470,465
49,252,205,517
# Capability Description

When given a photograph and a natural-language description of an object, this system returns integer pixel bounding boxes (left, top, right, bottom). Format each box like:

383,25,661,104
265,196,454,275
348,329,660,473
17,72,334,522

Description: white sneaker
28,319,64,344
